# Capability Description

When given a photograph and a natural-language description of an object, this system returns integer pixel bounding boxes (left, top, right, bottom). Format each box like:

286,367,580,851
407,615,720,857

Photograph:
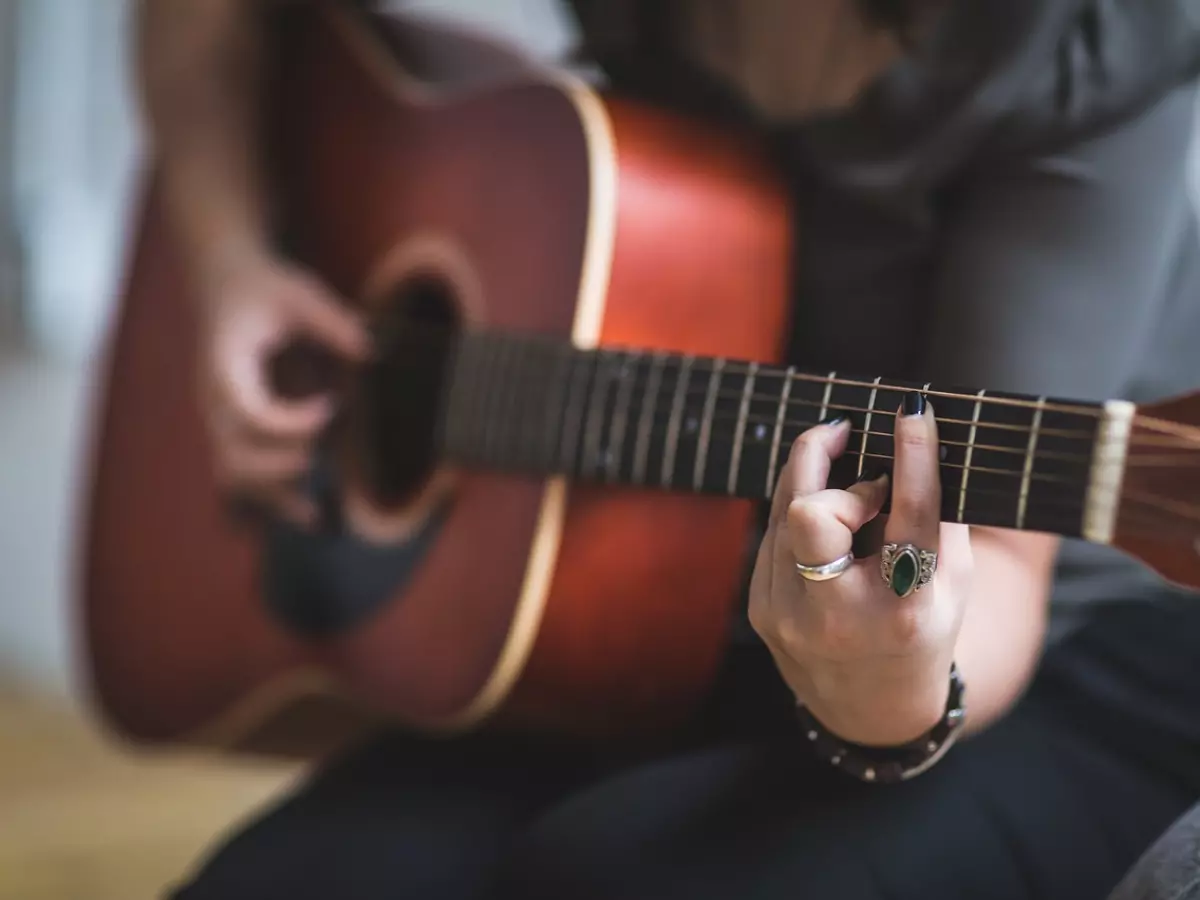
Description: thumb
292,282,371,362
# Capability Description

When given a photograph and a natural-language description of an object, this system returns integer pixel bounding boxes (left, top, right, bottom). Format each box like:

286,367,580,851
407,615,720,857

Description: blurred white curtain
0,0,21,340
10,0,141,363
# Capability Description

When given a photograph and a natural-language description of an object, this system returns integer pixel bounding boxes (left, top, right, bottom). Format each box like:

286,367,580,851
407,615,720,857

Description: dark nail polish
822,414,848,426
902,391,927,417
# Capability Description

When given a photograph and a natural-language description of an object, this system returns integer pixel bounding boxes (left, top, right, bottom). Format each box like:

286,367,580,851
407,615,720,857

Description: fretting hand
748,392,974,747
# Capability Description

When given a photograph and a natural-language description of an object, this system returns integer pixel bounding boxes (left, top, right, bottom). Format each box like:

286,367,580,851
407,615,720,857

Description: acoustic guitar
80,1,1200,756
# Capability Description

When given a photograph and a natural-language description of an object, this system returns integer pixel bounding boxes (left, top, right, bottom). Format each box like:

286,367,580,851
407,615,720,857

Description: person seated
137,1,1200,897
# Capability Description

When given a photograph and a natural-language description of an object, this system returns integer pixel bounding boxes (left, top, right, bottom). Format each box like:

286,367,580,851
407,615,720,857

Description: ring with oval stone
880,543,937,598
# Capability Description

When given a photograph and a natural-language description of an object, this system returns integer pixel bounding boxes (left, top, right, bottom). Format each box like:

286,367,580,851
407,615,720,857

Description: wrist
797,663,966,784
797,659,953,747
160,158,273,294
193,233,275,295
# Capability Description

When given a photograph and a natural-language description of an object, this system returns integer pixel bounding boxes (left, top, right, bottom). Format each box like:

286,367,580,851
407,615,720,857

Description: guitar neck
433,329,1131,543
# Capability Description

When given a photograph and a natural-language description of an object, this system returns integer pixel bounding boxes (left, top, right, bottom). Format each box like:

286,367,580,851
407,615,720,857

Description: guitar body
79,5,792,752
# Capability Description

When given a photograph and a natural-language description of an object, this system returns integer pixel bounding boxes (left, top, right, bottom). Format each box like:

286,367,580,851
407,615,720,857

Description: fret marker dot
685,417,699,435
754,423,769,441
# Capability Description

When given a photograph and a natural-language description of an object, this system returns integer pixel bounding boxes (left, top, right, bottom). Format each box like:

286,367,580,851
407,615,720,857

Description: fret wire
581,351,614,479
451,335,480,459
606,351,636,482
727,362,758,495
1016,397,1047,530
646,430,1102,487
435,338,1130,528
436,348,1106,524
625,406,1103,453
557,350,594,474
440,335,472,456
638,381,1104,436
762,364,1104,418
957,390,987,523
472,335,501,464
540,342,571,470
496,336,527,467
818,370,836,422
643,387,1103,441
513,336,547,470
632,351,666,486
638,374,1103,427
858,377,883,480
693,359,726,492
766,365,796,496
601,404,1128,474
444,321,1103,419
458,333,1105,440
661,355,694,488
541,341,574,470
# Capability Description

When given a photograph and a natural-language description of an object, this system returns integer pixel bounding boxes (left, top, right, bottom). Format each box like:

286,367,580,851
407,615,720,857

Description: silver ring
795,551,854,582
880,542,938,598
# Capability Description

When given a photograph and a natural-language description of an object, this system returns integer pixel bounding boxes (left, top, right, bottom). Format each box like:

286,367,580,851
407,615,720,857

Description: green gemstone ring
880,543,938,598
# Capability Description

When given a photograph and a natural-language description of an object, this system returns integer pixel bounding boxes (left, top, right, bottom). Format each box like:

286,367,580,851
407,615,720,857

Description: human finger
785,475,890,570
769,418,853,524
217,435,314,486
290,280,371,362
220,334,336,440
884,392,942,547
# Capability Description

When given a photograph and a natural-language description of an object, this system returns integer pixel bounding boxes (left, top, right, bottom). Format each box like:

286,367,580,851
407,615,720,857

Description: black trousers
170,597,1200,900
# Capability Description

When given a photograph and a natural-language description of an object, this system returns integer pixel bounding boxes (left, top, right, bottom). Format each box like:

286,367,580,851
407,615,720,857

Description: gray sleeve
915,78,1200,403
1107,801,1200,900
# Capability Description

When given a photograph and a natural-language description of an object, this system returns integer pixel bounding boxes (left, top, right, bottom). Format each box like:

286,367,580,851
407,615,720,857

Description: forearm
952,527,1057,736
136,0,277,278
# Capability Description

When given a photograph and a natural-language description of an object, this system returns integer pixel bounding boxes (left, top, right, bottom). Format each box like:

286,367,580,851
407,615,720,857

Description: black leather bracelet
795,663,966,784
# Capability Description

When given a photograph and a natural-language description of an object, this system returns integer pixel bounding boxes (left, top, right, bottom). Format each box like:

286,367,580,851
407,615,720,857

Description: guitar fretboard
437,331,1107,539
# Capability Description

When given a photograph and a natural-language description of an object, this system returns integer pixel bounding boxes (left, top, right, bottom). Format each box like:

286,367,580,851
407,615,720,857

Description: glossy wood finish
504,98,791,735
79,5,790,749
1114,391,1200,592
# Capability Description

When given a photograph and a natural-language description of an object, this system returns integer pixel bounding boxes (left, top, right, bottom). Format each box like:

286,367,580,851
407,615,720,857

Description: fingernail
856,466,889,484
822,413,848,426
902,391,927,417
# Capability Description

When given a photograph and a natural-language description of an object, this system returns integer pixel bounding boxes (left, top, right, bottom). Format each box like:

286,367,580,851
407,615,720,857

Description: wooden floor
0,682,305,900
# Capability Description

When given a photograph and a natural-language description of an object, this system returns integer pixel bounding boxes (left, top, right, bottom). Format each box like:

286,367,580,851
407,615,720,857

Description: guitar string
442,398,1200,526
443,336,1114,441
453,332,1109,417
441,346,1106,442
453,341,1200,453
423,345,1200,532
438,338,1198,485
405,326,1111,425
452,382,1167,473
405,326,1200,450
545,408,1194,459
441,356,1169,483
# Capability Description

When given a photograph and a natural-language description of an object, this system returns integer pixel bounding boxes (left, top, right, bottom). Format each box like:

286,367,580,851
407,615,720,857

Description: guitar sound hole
354,272,461,511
